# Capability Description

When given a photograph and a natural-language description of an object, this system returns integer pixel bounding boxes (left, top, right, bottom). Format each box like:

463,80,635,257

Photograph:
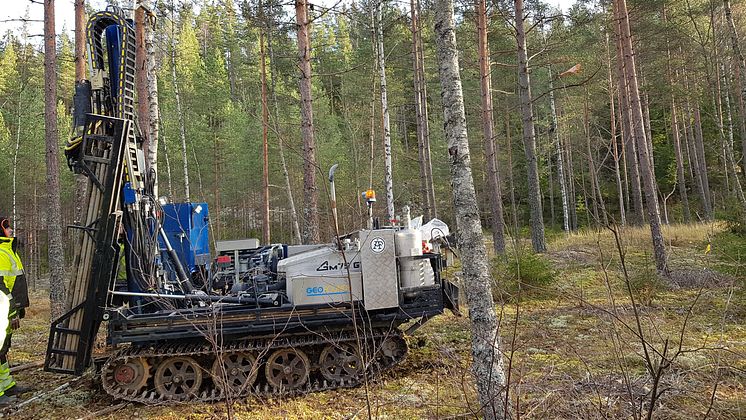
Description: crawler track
101,328,408,403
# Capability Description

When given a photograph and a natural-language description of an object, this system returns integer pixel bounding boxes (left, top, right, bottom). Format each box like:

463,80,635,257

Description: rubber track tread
101,328,408,403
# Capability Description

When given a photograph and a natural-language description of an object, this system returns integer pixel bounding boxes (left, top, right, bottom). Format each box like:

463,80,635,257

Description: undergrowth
492,251,556,301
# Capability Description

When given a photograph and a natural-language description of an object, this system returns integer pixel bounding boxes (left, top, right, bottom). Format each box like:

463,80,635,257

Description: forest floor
4,222,746,419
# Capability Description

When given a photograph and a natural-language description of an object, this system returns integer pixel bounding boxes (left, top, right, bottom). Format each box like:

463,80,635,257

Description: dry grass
6,221,746,419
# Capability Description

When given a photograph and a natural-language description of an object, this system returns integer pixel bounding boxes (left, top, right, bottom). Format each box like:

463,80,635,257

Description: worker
0,216,31,403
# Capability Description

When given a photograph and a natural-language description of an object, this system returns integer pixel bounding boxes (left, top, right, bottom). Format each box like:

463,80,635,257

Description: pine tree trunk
515,0,546,252
671,97,691,222
45,0,66,319
477,0,505,254
607,33,626,226
549,72,570,232
615,19,643,225
267,15,302,245
724,0,746,173
73,0,88,237
411,0,431,220
170,12,191,202
376,0,395,222
416,0,437,219
260,13,271,244
584,88,608,225
434,1,507,416
664,26,691,222
615,0,668,275
296,0,320,243
693,101,713,219
721,61,746,208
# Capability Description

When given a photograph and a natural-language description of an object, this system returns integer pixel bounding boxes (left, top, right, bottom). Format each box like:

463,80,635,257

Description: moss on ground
6,222,746,419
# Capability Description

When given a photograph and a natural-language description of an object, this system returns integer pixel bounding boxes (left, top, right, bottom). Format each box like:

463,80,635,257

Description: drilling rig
44,7,459,403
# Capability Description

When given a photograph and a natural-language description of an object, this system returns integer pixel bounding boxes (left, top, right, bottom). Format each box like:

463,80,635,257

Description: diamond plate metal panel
360,229,399,310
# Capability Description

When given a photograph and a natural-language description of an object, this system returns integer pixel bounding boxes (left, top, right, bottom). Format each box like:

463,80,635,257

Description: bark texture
376,0,395,222
548,69,570,232
144,6,159,189
45,0,66,319
515,0,546,252
135,5,150,165
296,0,320,243
434,0,507,417
477,0,505,254
615,0,668,275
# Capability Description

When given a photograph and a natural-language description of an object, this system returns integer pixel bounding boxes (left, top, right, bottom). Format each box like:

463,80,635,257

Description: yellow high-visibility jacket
0,237,24,324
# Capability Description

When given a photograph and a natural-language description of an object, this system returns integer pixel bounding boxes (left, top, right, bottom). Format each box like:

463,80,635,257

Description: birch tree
376,0,395,222
435,0,507,417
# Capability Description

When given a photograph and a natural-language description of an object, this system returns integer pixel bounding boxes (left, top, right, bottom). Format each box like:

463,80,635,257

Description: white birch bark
376,0,395,222
434,0,507,417
144,5,159,196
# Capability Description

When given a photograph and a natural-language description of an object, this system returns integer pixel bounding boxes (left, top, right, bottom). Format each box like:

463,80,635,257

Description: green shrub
626,263,666,306
717,198,746,236
492,251,556,301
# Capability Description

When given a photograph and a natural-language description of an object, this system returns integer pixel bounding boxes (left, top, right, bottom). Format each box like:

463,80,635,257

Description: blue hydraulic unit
159,202,211,288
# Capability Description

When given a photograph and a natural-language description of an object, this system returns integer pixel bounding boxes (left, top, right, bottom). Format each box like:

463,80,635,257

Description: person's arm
0,277,17,329
11,274,28,319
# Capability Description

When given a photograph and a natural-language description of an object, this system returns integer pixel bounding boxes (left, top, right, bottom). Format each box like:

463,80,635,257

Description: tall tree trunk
671,97,691,222
664,21,691,223
434,1,507,417
549,71,570,232
607,33,626,226
45,0,66,319
170,9,191,202
584,87,608,226
418,0,437,219
724,0,746,172
73,0,88,239
296,0,320,243
477,0,505,254
135,5,150,165
159,107,174,198
515,0,546,252
260,9,271,244
505,103,520,237
721,61,746,208
142,4,159,193
266,12,302,245
615,21,644,225
376,0,395,222
615,0,668,275
694,101,713,219
411,0,431,220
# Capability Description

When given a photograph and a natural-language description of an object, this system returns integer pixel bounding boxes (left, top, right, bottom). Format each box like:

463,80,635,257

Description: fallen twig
10,360,43,374
14,381,70,409
76,402,129,420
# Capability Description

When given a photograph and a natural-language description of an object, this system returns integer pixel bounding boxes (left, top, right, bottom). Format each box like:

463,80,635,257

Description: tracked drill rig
44,7,459,403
